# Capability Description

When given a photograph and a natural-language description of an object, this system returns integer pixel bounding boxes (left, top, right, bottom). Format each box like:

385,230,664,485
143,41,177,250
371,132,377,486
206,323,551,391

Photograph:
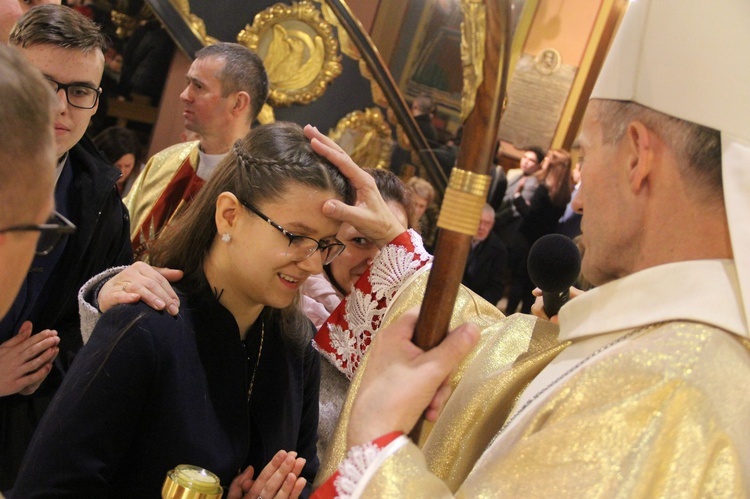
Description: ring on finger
122,281,130,293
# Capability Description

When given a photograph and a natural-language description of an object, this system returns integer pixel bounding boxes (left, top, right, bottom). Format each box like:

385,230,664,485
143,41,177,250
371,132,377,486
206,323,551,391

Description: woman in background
300,168,415,329
93,126,142,196
407,176,438,251
507,148,573,314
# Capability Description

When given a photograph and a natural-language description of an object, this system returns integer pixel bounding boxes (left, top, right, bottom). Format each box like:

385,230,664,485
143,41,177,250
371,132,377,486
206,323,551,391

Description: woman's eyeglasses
0,211,77,256
238,199,346,265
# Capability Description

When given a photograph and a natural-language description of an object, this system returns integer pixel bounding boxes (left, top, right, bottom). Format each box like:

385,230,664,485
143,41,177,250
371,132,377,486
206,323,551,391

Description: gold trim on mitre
328,107,394,170
237,1,342,107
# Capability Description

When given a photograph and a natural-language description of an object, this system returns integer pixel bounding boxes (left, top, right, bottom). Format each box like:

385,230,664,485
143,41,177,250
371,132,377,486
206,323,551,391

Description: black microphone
527,234,581,318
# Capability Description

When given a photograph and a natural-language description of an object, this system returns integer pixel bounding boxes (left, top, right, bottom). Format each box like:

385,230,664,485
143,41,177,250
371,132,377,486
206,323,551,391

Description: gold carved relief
111,10,139,39
459,0,486,121
358,59,388,109
329,108,394,170
316,0,360,60
168,0,218,46
238,1,342,106
256,103,276,125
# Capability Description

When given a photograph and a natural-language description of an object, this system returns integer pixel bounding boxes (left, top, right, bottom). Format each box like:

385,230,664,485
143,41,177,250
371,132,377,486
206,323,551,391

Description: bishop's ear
625,120,656,192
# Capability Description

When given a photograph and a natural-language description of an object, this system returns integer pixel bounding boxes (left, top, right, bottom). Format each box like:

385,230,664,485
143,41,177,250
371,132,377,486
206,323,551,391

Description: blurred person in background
93,126,143,196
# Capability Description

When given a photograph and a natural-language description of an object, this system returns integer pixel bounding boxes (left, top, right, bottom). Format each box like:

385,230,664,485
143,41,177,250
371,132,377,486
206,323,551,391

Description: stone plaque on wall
499,51,577,150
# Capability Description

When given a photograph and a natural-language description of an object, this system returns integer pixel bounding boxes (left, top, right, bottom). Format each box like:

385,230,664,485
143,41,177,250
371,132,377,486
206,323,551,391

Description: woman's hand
227,450,306,499
304,125,405,248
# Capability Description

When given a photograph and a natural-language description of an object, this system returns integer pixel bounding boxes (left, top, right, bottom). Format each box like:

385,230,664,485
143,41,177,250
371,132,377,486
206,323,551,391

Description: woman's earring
221,233,232,243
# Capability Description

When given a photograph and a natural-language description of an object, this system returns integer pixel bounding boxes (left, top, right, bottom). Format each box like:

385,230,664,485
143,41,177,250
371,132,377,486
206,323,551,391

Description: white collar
559,260,748,341
196,148,227,180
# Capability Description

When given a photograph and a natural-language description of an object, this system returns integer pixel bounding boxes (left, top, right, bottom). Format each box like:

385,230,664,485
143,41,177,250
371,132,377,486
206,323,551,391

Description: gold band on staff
436,168,491,235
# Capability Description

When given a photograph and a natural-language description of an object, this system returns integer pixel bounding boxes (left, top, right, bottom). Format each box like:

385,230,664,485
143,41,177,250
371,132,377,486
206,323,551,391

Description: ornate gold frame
167,0,218,46
328,107,393,170
237,1,343,107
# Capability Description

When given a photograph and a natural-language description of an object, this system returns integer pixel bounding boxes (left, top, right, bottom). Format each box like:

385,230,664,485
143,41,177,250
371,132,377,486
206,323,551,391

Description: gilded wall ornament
460,0,486,121
534,48,562,75
358,59,388,109
168,0,218,46
329,108,394,170
237,1,342,106
111,10,139,39
316,0,360,60
256,103,276,124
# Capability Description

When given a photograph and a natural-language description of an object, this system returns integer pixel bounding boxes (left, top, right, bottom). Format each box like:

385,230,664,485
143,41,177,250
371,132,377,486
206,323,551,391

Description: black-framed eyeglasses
45,76,101,110
238,199,346,266
0,211,76,256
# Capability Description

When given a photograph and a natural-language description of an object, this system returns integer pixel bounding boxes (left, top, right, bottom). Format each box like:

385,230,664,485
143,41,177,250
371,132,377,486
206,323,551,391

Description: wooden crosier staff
409,0,512,442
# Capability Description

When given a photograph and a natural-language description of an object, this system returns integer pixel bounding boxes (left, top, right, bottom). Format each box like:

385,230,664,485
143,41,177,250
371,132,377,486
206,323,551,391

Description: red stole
132,156,205,259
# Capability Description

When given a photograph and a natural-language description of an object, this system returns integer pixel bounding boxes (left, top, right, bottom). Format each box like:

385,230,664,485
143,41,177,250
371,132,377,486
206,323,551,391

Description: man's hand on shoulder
98,261,183,315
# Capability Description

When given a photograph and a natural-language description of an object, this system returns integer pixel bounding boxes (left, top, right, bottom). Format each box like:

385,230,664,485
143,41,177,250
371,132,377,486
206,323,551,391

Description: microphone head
527,234,581,293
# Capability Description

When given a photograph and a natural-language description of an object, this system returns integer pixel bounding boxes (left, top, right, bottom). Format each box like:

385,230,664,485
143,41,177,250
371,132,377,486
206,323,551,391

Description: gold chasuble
315,0,750,495
316,262,750,498
124,141,202,259
317,268,565,490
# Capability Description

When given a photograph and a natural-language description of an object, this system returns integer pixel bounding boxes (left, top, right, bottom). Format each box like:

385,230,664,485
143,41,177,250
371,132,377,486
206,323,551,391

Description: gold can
161,464,223,499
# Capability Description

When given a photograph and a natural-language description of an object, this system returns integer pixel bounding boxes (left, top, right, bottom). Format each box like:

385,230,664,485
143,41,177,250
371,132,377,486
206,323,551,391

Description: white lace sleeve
314,230,432,379
332,434,409,498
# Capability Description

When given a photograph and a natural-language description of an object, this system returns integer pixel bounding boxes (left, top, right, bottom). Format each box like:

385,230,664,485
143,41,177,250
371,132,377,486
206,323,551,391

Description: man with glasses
1,5,132,490
0,44,58,389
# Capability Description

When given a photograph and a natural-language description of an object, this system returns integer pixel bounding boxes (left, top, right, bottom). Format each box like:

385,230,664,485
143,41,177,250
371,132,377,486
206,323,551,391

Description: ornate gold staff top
410,0,511,441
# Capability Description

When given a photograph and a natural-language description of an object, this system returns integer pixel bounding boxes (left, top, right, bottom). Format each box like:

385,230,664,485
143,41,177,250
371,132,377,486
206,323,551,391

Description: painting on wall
398,1,463,122
390,0,528,130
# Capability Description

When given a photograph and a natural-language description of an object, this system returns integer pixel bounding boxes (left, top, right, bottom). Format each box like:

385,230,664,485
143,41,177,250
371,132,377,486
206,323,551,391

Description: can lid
162,464,223,499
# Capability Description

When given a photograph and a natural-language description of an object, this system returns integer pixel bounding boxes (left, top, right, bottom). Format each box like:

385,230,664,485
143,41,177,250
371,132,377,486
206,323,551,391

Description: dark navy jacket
0,135,133,490
12,280,320,498
462,232,508,306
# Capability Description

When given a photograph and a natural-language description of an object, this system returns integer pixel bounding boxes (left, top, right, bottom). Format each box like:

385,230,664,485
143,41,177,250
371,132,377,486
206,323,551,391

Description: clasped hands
227,450,307,499
0,321,59,397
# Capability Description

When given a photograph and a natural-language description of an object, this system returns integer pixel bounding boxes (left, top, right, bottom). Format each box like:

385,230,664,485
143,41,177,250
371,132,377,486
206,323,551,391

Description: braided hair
150,122,353,347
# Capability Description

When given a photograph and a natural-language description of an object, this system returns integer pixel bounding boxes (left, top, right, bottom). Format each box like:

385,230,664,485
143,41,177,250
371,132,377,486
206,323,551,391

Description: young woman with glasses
12,122,384,498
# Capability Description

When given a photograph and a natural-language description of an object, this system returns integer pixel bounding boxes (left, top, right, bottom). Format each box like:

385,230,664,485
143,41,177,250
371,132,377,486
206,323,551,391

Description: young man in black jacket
1,5,132,489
